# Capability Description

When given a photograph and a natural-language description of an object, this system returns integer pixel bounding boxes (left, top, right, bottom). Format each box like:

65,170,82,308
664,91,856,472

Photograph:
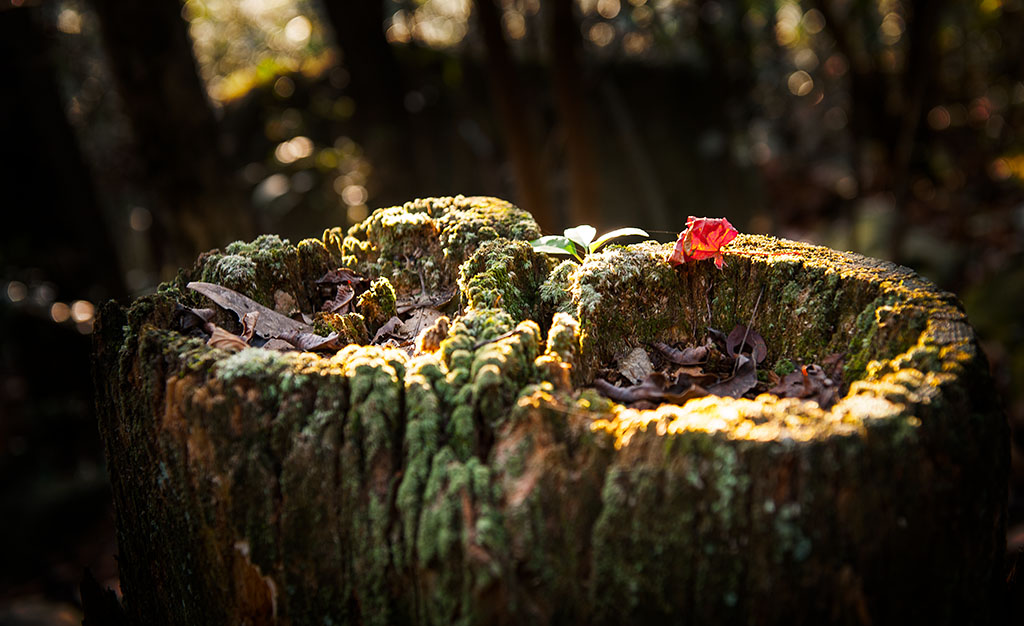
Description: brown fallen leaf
262,338,297,351
372,316,410,344
396,286,458,315
726,325,767,364
239,311,258,343
403,307,444,340
707,355,757,398
205,323,250,352
769,364,838,408
177,304,216,332
594,373,708,406
279,330,346,352
188,281,316,339
317,268,368,315
618,347,654,385
653,341,708,365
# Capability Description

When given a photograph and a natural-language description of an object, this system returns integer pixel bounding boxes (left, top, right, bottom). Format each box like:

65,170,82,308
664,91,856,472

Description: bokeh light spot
284,15,312,43
787,70,814,96
130,206,153,232
6,281,27,303
588,22,615,47
927,106,951,130
51,302,71,324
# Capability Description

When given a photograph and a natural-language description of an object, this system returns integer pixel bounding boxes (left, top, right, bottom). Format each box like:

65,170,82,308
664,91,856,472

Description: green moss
340,195,541,299
459,238,553,323
539,259,577,315
570,242,694,378
773,358,796,376
356,277,397,333
313,312,370,345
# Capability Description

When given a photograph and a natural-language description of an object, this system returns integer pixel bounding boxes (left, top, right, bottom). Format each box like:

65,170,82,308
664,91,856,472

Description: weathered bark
95,196,1006,625
88,0,255,271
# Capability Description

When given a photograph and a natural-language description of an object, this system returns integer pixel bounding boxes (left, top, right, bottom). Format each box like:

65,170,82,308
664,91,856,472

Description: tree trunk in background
0,5,125,301
317,0,418,208
548,0,598,227
88,0,255,274
474,0,557,233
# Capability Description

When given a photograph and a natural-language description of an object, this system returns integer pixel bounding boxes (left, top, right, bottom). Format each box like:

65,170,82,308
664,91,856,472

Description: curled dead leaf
726,325,768,364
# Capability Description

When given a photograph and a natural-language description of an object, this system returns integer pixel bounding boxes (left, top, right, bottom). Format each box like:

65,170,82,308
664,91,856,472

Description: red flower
668,216,738,270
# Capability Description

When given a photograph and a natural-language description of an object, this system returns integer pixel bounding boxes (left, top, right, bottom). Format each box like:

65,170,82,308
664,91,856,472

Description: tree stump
93,196,1006,625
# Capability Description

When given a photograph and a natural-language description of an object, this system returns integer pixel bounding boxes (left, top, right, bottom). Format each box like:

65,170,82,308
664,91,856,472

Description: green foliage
531,225,649,262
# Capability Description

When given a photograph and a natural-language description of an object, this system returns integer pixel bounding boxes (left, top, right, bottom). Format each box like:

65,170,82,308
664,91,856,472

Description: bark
95,197,1006,625
88,0,255,271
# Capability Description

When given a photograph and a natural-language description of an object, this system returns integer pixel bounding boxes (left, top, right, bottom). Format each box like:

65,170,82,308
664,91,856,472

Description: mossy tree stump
94,196,1006,625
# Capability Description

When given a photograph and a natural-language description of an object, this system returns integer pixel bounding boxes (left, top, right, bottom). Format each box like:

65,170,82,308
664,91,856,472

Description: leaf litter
183,267,457,358
595,324,842,410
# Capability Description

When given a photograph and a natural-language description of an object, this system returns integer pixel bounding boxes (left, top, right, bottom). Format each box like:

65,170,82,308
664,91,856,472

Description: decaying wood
94,198,1007,626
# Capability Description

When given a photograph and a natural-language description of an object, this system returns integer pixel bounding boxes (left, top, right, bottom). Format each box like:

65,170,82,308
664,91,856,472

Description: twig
733,284,765,377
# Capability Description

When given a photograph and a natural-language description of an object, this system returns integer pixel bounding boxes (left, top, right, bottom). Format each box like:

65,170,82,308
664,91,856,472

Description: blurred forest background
1,0,1023,620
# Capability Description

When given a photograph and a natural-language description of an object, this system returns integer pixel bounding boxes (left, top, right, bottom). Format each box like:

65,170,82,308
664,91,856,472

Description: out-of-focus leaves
769,364,839,408
594,372,707,406
618,346,654,384
206,324,250,352
372,315,410,344
279,330,345,352
707,355,757,398
653,341,708,365
726,324,767,364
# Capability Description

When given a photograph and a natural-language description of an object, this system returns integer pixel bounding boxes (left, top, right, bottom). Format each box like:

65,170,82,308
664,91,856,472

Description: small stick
733,284,765,377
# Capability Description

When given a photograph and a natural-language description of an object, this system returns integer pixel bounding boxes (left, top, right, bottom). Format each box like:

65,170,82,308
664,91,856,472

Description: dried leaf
668,216,739,270
726,325,768,364
188,281,314,339
653,342,708,365
769,363,838,408
279,330,345,352
317,268,368,314
262,338,296,352
206,324,250,352
707,355,757,398
239,311,259,343
403,307,444,340
594,373,707,406
177,304,216,332
323,283,355,314
396,286,458,315
316,268,366,287
372,316,409,344
618,347,654,385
